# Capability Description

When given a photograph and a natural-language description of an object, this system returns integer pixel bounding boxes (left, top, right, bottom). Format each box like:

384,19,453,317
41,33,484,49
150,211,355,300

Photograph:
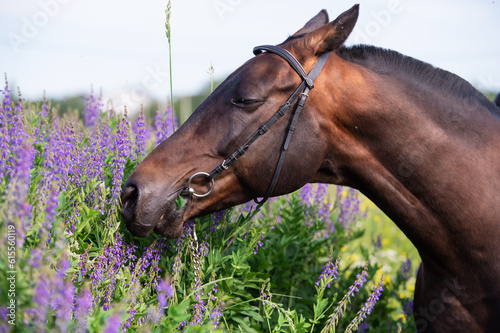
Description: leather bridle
181,45,330,204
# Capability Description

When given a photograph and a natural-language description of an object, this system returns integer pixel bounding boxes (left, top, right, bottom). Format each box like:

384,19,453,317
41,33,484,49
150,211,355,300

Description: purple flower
104,312,123,333
172,252,182,287
87,233,138,311
402,298,413,317
153,106,177,147
328,265,369,327
30,273,50,330
253,233,264,255
400,258,412,281
199,241,210,257
110,114,131,202
53,280,76,332
40,181,59,239
82,88,102,128
298,183,313,204
315,252,340,288
210,306,223,328
74,286,93,333
360,280,384,317
349,268,368,295
336,186,362,228
0,75,12,179
358,322,370,332
85,127,106,182
0,307,9,332
345,278,384,331
209,210,226,232
133,107,146,161
6,139,35,247
157,277,174,310
99,112,112,152
28,246,44,269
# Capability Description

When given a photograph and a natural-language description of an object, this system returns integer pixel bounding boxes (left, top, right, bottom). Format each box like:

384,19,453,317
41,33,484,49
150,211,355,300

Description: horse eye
231,98,264,109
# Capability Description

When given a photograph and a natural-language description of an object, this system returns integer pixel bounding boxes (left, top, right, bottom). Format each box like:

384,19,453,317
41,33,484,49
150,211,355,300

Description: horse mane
336,45,497,113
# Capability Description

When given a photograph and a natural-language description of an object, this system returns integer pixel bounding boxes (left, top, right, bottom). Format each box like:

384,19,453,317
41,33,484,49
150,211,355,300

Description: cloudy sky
1,0,499,109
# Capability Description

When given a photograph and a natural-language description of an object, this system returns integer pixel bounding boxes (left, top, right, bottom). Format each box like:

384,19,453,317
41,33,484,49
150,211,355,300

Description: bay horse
121,5,500,332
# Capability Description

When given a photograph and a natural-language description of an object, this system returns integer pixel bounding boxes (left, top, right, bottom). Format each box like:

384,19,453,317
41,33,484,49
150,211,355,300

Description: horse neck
323,56,500,279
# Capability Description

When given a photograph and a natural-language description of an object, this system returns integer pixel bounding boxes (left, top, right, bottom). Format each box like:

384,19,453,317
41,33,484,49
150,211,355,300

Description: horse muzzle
120,177,188,238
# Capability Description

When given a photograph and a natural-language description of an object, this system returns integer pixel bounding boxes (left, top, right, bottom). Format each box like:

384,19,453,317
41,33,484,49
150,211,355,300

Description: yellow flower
349,253,361,262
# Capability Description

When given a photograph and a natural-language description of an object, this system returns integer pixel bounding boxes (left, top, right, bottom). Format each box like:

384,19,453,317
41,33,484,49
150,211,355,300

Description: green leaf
167,301,191,323
314,298,329,318
175,195,186,210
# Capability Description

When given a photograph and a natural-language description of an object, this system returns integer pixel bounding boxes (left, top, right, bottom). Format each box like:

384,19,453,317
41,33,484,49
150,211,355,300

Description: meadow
0,78,419,332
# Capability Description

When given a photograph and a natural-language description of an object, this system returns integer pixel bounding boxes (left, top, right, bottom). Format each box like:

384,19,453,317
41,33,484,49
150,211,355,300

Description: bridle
181,45,330,204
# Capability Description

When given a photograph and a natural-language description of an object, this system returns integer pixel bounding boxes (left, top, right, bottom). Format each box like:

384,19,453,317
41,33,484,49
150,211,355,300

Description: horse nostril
121,183,139,220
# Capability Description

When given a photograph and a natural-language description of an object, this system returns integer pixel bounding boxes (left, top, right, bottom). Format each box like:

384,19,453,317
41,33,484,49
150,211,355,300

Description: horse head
120,5,359,238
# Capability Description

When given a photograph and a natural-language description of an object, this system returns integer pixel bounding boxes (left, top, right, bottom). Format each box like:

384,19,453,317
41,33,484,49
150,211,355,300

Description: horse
121,5,500,332
495,92,500,107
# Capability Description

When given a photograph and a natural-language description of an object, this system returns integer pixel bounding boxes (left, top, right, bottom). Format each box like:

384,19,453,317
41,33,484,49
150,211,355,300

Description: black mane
336,45,496,111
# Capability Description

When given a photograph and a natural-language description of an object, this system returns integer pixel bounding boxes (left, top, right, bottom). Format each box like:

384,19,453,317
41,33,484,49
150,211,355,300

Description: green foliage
0,86,418,332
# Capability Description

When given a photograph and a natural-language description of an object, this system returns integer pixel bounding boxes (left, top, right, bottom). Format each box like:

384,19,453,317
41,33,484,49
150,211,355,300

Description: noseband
181,45,330,204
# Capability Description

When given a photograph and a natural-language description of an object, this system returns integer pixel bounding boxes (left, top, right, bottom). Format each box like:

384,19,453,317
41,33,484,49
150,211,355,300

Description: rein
181,45,330,204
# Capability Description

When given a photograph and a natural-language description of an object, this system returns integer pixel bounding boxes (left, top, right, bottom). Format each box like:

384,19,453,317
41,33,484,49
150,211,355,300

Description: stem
165,0,175,133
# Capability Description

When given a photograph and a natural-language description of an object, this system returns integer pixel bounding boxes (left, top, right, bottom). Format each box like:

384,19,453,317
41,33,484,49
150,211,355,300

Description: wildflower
260,278,275,308
85,127,106,183
210,305,223,328
99,111,112,152
400,257,412,281
171,252,182,290
103,312,123,333
402,298,413,317
345,277,384,332
157,277,174,310
209,210,226,232
74,286,93,333
321,264,369,332
0,75,12,179
163,105,177,138
28,246,44,269
315,250,340,289
0,307,9,332
153,105,177,147
298,183,314,204
199,241,210,257
110,113,131,203
30,273,50,331
336,186,362,228
153,105,165,147
6,139,35,247
53,279,76,332
41,181,60,240
253,233,264,254
313,183,329,206
133,106,146,161
82,88,101,128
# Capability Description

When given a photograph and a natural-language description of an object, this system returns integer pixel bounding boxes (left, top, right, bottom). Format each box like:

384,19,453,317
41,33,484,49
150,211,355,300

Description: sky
1,0,499,112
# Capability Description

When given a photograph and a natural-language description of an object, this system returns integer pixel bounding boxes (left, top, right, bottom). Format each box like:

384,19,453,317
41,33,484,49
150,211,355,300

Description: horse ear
298,4,359,56
292,9,329,36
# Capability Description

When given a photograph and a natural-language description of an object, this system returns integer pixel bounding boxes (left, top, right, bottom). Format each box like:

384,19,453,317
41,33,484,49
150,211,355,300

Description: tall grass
0,77,417,332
